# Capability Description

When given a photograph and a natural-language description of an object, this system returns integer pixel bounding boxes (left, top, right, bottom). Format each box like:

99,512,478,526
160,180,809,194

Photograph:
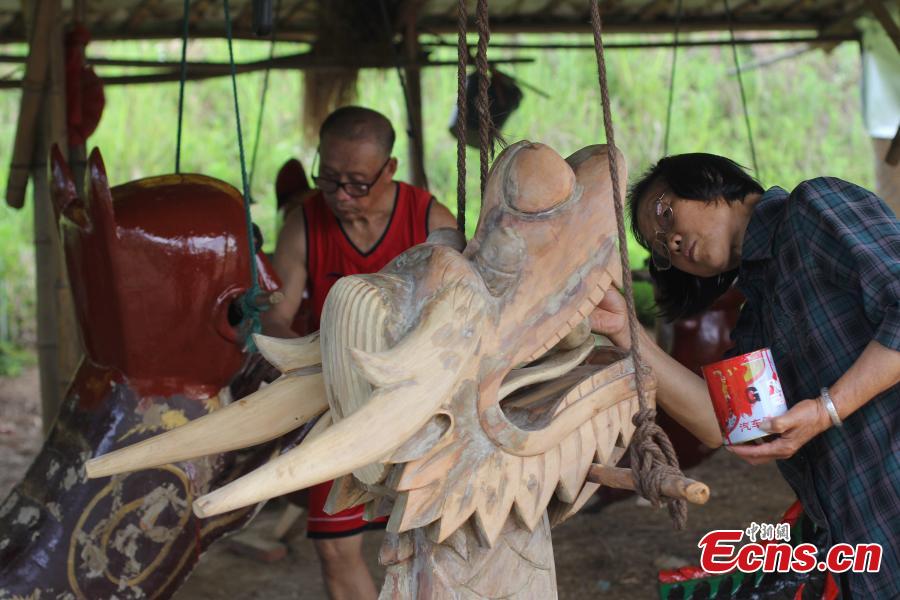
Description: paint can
701,348,787,445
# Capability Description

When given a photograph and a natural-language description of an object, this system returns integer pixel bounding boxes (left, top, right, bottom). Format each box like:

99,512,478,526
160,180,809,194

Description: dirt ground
1,367,796,599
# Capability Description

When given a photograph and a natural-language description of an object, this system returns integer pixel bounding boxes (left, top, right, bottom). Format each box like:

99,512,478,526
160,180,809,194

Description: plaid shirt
731,178,900,597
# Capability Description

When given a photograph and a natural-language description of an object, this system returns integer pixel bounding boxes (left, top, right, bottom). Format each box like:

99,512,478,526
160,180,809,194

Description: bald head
319,106,395,158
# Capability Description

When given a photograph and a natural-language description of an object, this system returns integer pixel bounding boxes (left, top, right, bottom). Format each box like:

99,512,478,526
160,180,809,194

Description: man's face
636,185,744,278
317,135,397,220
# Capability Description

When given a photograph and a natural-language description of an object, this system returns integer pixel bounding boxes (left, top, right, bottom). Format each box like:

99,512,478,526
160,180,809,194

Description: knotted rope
589,0,688,530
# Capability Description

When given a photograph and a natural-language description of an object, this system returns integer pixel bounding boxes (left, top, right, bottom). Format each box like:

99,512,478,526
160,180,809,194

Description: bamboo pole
403,3,428,189
31,0,82,435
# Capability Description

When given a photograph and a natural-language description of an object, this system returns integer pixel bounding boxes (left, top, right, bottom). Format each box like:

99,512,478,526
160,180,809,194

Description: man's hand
726,398,831,464
229,353,282,400
589,287,629,348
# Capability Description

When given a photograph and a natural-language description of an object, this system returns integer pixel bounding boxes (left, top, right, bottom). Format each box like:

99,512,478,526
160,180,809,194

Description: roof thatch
0,0,869,42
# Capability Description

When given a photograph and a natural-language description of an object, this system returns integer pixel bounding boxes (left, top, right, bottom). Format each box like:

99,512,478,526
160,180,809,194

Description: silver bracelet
820,387,842,428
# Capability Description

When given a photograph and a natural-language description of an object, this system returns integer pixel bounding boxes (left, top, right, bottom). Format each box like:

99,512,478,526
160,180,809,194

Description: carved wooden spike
321,275,393,484
253,332,321,372
86,147,116,226
49,144,84,226
85,373,328,478
192,376,448,517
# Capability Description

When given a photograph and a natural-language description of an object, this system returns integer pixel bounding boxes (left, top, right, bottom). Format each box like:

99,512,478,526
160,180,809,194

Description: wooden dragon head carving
88,143,654,557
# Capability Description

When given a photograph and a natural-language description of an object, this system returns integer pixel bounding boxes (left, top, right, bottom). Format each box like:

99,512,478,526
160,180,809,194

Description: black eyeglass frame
312,156,392,198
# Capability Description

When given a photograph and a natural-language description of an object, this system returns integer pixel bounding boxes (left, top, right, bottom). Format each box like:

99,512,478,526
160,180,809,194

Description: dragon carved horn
193,280,486,518
85,372,328,478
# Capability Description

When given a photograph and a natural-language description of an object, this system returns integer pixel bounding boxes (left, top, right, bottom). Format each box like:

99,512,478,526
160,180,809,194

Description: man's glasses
650,192,675,271
312,157,391,198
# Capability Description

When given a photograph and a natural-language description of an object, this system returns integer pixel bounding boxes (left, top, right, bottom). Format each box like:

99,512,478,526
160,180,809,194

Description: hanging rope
589,0,688,530
248,0,281,192
723,0,759,176
475,0,493,196
455,0,468,233
663,0,683,156
224,0,266,353
174,0,190,173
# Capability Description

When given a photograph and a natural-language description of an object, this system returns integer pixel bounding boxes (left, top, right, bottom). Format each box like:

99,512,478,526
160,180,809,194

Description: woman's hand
727,398,832,464
589,287,630,348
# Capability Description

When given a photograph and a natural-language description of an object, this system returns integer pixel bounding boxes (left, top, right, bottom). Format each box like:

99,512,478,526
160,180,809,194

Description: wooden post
69,0,88,195
28,0,82,435
863,0,900,54
402,3,427,189
873,135,900,217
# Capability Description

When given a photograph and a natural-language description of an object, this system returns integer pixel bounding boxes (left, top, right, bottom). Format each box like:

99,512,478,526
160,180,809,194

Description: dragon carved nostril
473,226,525,297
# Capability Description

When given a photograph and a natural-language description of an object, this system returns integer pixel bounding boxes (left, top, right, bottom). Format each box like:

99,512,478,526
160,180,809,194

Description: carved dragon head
88,142,655,548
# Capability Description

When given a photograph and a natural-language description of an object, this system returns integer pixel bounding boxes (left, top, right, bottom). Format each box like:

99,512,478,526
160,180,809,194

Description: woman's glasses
650,193,675,271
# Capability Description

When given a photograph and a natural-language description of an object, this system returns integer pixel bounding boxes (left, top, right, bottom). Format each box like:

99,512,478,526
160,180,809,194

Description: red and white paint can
701,348,787,445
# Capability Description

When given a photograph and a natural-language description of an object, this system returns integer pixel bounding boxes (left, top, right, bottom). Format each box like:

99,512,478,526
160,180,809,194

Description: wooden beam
864,0,900,54
637,0,671,22
420,34,858,51
0,54,534,89
6,0,53,208
190,0,216,26
0,14,842,42
587,464,710,505
732,0,765,17
126,0,165,29
403,0,427,189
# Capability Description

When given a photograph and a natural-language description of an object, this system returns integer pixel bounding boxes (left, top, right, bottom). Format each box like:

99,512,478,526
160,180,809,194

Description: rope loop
589,0,688,530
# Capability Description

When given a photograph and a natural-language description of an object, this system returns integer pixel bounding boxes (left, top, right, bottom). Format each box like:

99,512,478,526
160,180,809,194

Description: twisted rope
475,0,493,196
455,0,468,232
589,0,688,529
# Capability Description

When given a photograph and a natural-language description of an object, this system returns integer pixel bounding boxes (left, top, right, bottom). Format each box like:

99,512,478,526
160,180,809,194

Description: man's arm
261,207,308,339
427,198,460,234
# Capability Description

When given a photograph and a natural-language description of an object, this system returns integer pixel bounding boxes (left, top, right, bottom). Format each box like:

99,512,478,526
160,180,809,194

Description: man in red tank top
262,107,456,599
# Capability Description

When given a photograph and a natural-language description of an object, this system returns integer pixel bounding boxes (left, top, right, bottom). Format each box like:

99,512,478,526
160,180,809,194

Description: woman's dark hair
628,153,764,321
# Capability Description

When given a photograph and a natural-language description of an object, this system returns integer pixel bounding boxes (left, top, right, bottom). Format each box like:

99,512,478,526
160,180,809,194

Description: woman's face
636,186,747,278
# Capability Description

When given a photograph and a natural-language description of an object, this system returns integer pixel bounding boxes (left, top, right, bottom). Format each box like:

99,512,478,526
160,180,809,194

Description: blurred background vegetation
0,34,874,374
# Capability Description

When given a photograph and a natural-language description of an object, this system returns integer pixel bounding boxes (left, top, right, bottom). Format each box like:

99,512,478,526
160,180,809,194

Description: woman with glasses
590,153,900,598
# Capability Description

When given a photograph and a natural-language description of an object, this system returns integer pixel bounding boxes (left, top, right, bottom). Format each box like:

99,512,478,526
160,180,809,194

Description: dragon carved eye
507,144,576,214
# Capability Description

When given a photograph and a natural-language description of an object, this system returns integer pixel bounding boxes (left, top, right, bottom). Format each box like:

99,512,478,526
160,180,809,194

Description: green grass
0,34,875,365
